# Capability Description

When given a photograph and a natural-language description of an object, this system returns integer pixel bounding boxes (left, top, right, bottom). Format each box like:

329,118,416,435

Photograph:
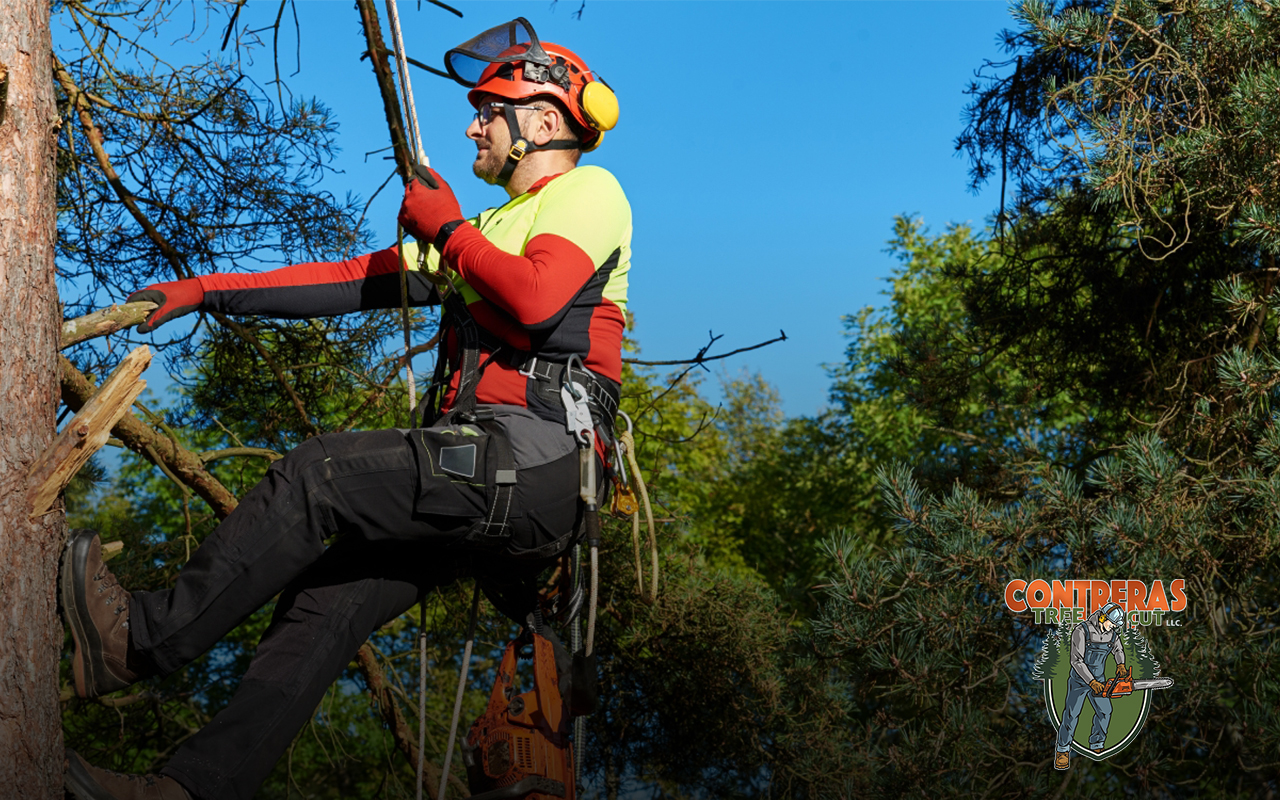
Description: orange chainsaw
461,629,575,800
1099,664,1175,697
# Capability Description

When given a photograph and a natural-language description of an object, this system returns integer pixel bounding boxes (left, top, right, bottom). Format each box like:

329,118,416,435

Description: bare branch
425,0,463,19
355,0,413,182
59,356,240,517
53,55,190,280
624,330,788,367
199,447,283,464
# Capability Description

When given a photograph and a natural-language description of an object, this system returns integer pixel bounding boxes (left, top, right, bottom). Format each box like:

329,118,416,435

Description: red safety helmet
466,42,617,148
445,18,618,160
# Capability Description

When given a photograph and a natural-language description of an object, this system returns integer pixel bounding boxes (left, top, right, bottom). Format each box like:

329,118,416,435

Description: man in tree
60,22,627,800
1054,602,1127,769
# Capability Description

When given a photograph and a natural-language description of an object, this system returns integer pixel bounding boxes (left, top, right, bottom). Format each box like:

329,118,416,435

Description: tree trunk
0,0,65,795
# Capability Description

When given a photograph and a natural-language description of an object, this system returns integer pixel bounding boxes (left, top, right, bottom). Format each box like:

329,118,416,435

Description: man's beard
472,146,505,185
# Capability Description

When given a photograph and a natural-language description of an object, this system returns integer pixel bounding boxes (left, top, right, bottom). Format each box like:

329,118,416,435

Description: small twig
425,0,463,17
623,330,787,367
404,55,451,80
213,313,320,437
199,447,284,464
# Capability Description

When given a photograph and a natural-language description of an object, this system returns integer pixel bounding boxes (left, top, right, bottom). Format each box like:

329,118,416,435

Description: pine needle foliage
956,0,1280,442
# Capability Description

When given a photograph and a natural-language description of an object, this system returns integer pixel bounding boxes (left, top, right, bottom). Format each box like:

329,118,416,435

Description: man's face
466,95,567,184
1100,616,1116,632
466,95,511,184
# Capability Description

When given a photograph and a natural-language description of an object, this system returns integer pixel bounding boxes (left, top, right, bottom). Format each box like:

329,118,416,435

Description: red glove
397,164,466,248
127,278,204,333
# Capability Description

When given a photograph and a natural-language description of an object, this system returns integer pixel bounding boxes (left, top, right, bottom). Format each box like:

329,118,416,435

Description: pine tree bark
0,0,65,795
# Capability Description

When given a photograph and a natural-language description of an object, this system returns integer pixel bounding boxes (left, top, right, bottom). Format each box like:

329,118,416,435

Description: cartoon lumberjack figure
1054,601,1127,769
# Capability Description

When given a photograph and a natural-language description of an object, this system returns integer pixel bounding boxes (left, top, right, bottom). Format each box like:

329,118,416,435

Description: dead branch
624,330,788,367
53,56,191,281
29,346,151,516
59,356,239,515
354,645,469,798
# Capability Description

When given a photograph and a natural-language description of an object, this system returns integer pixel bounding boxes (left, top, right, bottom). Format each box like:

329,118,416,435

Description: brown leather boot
64,750,192,800
1054,750,1070,770
60,529,148,697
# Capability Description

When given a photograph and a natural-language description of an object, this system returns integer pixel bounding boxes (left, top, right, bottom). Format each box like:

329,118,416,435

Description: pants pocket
503,450,591,560
408,426,491,520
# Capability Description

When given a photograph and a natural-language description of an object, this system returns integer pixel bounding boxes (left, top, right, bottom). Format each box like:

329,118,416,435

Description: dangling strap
442,290,483,422
421,289,489,425
619,421,658,604
415,596,428,800
463,418,518,548
437,581,482,800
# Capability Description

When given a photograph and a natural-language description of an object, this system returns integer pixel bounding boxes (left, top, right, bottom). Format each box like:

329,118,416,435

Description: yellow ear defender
579,80,617,154
581,80,619,133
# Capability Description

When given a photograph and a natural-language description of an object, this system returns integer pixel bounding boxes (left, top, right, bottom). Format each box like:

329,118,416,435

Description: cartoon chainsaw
1095,664,1175,697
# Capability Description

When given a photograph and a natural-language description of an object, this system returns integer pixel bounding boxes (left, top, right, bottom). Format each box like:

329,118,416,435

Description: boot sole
64,749,116,800
60,530,124,698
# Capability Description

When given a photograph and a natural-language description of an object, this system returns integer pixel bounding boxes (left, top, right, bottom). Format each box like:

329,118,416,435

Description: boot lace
93,564,130,629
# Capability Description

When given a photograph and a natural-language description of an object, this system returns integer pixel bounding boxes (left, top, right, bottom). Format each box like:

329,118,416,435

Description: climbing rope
379,1,437,794
436,581,481,800
384,0,427,427
616,413,658,605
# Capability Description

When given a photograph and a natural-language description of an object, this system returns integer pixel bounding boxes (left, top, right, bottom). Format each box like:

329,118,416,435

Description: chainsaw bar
1131,678,1174,691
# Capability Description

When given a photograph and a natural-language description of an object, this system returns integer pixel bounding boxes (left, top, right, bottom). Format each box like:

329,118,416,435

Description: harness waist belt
512,354,619,424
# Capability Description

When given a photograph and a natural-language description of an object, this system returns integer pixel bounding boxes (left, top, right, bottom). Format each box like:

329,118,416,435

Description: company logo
1004,579,1182,770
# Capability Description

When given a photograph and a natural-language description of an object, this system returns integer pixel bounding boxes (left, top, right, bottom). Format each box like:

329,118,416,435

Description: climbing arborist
1053,601,1127,770
61,19,627,800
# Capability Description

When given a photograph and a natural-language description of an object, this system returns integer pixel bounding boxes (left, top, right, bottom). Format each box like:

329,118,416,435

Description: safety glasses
474,102,544,127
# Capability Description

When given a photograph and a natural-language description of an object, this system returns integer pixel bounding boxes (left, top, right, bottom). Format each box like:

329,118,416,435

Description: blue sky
64,0,1018,417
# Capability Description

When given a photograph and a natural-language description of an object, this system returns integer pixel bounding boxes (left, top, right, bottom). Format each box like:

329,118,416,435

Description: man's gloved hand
127,278,204,333
398,163,466,249
1089,679,1107,695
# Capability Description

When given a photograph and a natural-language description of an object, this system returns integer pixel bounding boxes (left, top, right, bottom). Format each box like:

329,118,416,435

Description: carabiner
612,409,634,486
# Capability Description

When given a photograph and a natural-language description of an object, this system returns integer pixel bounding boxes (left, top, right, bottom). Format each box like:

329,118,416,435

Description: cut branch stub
60,300,157,349
27,345,151,517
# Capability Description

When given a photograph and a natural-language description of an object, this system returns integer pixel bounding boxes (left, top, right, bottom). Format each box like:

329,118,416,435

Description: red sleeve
198,247,438,317
442,225,596,331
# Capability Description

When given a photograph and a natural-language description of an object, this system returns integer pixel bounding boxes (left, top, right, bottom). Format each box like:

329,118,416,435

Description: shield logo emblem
1034,621,1172,762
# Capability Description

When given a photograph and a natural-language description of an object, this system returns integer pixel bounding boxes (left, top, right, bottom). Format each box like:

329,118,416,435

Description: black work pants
127,414,584,800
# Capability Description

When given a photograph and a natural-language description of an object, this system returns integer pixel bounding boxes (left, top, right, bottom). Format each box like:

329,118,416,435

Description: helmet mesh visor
445,18,549,88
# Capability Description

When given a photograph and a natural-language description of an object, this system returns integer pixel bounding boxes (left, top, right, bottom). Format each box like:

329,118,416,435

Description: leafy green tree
684,218,1093,612
794,1,1280,795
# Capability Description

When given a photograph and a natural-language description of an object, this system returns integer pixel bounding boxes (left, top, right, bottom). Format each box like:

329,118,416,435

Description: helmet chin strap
494,103,581,187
